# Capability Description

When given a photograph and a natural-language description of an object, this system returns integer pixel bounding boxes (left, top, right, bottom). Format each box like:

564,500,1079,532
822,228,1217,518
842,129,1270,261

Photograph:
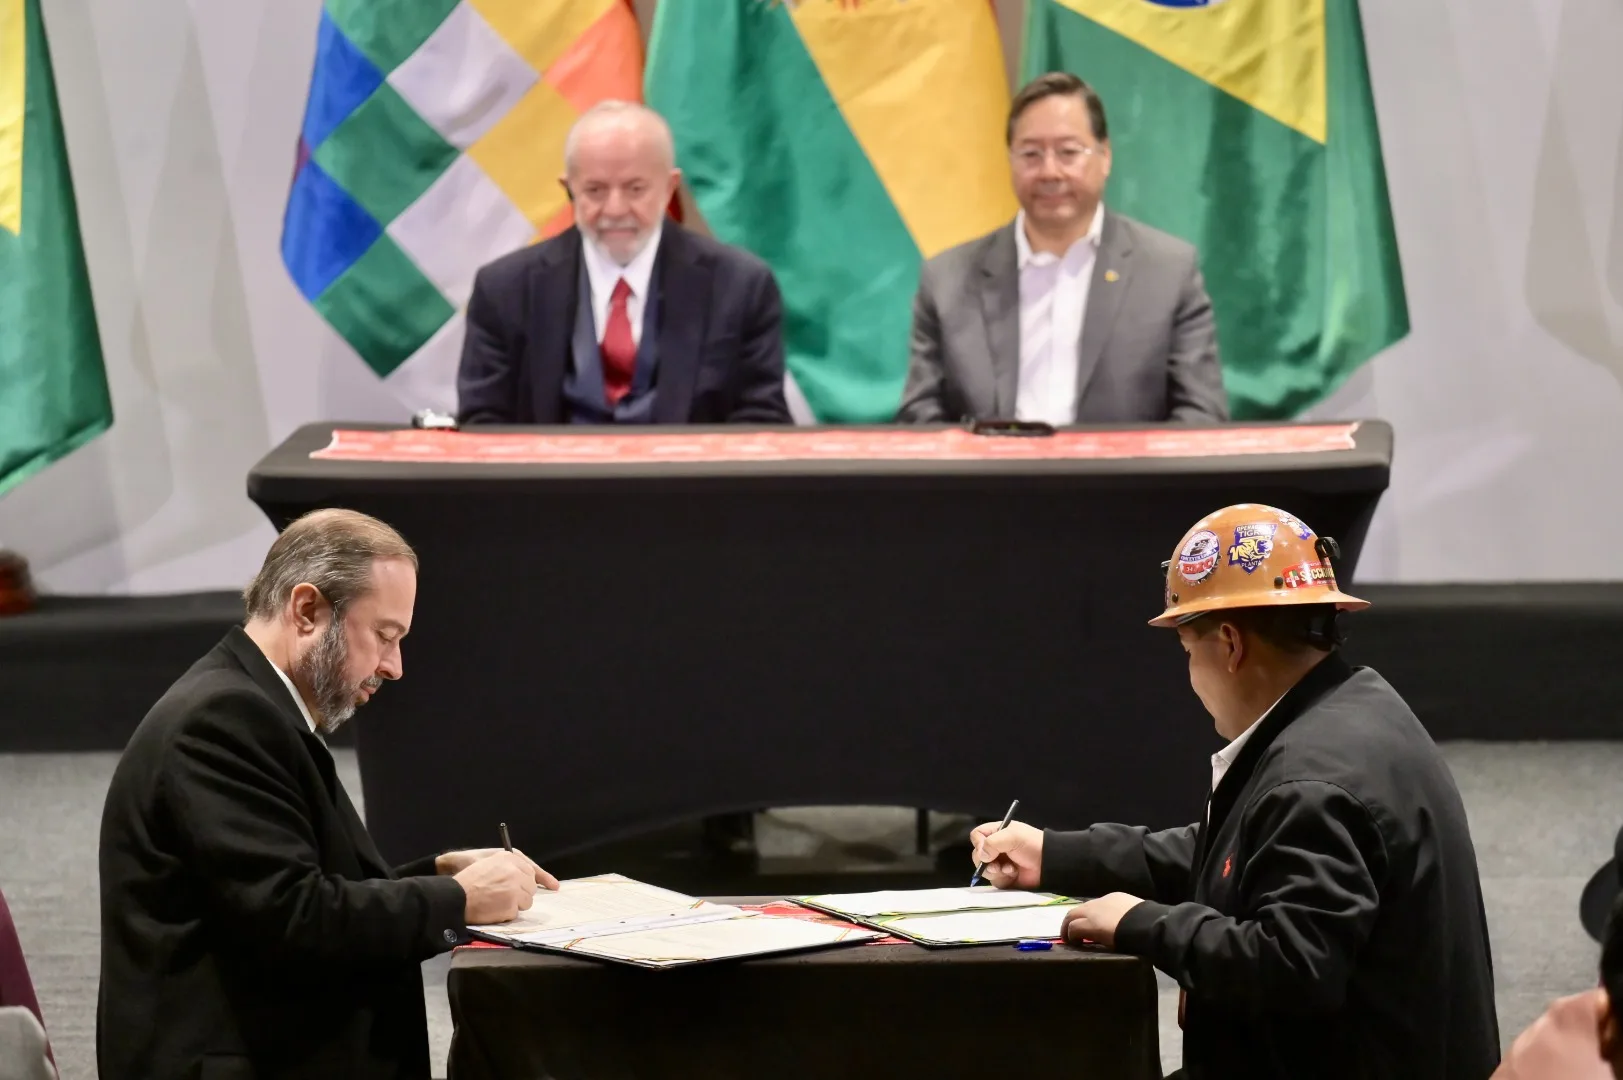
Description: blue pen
969,798,1021,887
1015,939,1053,951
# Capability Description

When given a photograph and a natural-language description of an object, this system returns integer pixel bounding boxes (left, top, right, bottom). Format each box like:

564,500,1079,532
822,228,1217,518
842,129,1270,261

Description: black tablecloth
447,930,1161,1079
246,422,1391,863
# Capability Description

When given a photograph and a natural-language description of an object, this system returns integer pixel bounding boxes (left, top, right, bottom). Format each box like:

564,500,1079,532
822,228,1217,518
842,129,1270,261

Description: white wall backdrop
1,0,1619,594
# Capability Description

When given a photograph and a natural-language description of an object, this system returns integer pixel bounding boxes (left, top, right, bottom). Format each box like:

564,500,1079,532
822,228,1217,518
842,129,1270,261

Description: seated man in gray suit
897,73,1229,425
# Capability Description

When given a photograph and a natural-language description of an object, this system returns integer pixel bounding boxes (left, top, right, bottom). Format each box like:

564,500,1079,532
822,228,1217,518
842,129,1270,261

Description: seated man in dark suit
897,73,1228,425
98,509,558,1079
457,100,791,426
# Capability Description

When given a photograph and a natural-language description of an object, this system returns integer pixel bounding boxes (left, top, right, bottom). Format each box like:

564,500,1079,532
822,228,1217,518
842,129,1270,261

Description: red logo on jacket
1222,854,1233,878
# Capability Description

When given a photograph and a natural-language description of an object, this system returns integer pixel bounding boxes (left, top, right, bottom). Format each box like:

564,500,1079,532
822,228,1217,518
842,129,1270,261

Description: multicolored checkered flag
281,0,646,411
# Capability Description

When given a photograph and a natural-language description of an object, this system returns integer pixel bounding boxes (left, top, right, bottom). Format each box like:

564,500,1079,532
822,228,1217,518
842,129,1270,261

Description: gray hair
243,508,416,621
562,100,675,174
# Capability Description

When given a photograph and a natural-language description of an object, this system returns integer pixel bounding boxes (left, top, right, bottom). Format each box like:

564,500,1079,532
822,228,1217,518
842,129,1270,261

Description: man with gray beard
97,509,556,1079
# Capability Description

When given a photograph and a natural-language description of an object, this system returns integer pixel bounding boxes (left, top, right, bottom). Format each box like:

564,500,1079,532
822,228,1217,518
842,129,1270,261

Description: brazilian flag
1024,0,1408,419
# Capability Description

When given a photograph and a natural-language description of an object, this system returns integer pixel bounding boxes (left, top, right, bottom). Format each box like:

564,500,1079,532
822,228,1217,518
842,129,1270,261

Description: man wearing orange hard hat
972,503,1501,1079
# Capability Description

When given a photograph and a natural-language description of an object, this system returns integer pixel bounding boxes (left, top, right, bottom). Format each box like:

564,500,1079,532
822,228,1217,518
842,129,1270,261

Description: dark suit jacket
97,628,466,1080
897,211,1229,424
1043,654,1500,1080
457,222,792,425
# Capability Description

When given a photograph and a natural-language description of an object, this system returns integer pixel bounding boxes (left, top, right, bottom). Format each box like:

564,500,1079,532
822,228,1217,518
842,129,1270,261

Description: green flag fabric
1023,0,1408,419
645,0,1017,423
0,0,110,496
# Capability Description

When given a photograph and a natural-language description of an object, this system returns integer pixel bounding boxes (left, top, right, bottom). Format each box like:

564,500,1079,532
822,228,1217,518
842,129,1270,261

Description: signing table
246,422,1391,864
447,905,1161,1080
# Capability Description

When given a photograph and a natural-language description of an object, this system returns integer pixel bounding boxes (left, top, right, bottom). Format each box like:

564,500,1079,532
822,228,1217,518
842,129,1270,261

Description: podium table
246,422,1391,863
447,925,1162,1080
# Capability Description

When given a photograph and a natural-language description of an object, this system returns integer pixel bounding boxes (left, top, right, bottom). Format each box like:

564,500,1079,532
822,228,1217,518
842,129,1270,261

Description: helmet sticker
1280,560,1336,589
1274,511,1313,540
1228,522,1278,574
1177,530,1221,585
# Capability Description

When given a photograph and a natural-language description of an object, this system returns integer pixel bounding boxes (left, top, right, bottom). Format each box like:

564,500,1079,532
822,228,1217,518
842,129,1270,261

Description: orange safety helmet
1150,503,1369,628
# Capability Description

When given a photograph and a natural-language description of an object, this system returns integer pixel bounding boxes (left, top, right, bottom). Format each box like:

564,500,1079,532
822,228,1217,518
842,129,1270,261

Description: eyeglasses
1011,145,1102,171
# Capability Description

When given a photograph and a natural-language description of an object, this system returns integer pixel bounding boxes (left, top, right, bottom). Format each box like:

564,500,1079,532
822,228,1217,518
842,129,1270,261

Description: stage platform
0,584,1617,753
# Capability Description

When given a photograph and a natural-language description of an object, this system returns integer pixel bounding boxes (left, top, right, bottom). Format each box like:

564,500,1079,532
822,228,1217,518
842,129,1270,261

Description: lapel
222,627,317,743
568,254,609,409
1195,653,1358,875
529,229,583,424
979,224,1021,416
330,761,394,879
651,223,711,423
1074,210,1132,414
219,628,394,879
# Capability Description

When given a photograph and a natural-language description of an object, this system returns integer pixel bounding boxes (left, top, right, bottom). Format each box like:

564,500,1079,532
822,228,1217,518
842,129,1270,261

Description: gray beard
292,618,375,734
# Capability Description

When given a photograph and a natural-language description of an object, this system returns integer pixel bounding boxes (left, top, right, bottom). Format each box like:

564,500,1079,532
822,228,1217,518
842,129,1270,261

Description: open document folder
793,886,1078,947
465,873,882,969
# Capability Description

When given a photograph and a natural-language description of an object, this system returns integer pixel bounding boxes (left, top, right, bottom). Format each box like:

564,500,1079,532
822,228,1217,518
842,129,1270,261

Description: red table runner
310,424,1360,465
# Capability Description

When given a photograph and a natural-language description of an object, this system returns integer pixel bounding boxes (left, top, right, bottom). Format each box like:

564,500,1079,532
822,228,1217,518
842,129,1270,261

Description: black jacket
97,628,466,1079
456,222,792,425
1043,654,1499,1079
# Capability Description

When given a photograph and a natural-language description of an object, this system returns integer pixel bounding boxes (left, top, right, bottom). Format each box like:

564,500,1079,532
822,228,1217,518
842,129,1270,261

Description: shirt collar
582,220,663,304
268,660,319,735
1015,205,1104,269
1214,690,1288,771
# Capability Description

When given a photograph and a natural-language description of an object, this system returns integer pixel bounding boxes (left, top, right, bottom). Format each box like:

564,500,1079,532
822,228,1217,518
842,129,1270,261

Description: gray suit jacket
896,211,1228,424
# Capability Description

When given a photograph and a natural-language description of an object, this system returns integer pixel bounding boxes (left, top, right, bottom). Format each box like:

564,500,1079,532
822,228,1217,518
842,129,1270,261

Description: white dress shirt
582,223,662,347
1206,691,1287,822
269,660,319,735
1014,206,1105,425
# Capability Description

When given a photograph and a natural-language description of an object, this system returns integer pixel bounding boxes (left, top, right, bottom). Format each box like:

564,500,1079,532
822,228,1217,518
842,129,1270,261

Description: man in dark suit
456,100,791,426
897,73,1228,425
973,504,1499,1079
98,509,558,1079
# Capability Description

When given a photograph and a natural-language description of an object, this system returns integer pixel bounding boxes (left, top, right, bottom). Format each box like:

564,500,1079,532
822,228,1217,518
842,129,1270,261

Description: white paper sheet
487,905,745,947
467,873,881,967
564,913,882,968
467,873,729,940
882,904,1071,945
798,886,1067,918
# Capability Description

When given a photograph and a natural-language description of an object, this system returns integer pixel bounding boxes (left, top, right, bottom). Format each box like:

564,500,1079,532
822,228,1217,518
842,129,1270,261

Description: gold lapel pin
1104,269,1120,283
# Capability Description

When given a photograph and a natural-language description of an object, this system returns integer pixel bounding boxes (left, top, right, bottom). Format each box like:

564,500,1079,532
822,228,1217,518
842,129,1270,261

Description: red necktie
601,277,635,406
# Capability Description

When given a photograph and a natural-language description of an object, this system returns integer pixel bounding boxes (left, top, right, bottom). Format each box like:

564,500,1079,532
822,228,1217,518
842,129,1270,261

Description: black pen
499,822,513,852
969,799,1021,887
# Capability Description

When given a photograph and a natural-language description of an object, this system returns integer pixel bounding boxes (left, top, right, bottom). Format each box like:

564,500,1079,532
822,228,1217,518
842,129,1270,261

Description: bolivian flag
1024,0,1408,419
646,0,1017,423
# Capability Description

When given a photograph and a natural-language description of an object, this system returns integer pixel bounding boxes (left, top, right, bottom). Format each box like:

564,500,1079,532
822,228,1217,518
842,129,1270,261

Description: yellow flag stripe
0,0,24,235
1053,0,1326,145
469,0,614,76
466,80,574,231
788,0,1017,259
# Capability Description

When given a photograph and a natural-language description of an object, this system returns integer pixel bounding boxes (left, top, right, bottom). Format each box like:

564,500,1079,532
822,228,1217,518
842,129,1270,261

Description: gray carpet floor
3,742,1619,1079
